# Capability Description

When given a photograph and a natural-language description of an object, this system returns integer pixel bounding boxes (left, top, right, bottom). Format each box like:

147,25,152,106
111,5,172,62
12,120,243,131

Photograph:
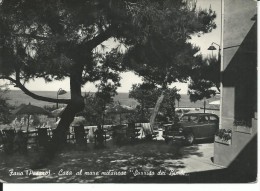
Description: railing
0,127,109,147
0,123,161,149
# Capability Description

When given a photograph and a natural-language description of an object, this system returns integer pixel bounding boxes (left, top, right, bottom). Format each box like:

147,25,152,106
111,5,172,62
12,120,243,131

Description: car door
187,115,201,138
196,115,211,138
180,114,199,137
207,115,219,137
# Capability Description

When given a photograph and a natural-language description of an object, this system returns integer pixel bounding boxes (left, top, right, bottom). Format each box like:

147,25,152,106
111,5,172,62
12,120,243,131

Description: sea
4,90,220,109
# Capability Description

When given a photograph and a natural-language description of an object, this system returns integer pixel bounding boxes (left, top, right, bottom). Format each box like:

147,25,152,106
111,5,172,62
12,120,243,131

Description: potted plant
215,129,232,145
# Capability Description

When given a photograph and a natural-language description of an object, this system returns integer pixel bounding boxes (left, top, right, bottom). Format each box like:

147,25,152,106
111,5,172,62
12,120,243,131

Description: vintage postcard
0,0,257,187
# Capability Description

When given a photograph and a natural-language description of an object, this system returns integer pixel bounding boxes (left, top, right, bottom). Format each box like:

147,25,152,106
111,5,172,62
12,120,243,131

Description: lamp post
203,97,206,113
206,43,221,114
56,88,67,109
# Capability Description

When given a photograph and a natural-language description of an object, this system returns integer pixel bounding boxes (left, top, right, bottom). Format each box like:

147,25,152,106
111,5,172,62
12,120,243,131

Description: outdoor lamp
207,45,217,51
208,44,216,57
56,88,67,109
208,42,221,59
58,89,67,95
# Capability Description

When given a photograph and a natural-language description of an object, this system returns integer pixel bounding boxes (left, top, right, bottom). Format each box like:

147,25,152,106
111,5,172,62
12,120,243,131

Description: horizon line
8,89,190,95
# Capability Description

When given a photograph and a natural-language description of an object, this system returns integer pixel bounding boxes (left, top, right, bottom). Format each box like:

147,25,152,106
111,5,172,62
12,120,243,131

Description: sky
1,0,221,94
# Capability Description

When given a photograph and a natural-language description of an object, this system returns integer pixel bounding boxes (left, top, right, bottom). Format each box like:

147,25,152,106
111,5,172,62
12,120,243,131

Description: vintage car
162,113,219,145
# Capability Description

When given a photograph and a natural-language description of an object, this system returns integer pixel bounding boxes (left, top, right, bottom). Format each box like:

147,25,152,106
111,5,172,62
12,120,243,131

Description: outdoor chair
51,128,69,145
73,125,87,145
26,129,38,147
14,130,27,154
111,125,127,145
0,130,3,144
127,123,141,141
94,125,106,149
2,129,16,154
37,128,50,147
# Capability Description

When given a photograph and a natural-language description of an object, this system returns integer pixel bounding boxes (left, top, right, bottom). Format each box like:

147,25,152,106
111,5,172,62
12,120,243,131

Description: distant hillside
4,90,219,109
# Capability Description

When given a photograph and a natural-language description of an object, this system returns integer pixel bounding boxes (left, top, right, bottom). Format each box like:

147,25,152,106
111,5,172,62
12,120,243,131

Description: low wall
214,117,257,167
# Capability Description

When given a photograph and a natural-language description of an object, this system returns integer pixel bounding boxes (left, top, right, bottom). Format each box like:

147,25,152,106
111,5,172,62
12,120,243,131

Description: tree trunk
149,91,165,134
148,73,169,136
36,63,85,166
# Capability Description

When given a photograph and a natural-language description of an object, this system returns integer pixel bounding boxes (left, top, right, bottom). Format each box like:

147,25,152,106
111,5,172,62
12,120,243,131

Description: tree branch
82,26,114,50
0,76,71,104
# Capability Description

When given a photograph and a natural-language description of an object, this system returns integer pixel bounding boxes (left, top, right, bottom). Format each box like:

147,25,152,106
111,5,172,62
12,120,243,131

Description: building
213,0,257,182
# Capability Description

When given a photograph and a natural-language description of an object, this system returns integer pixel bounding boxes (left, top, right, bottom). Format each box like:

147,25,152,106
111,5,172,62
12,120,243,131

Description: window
180,115,198,122
199,116,209,123
209,115,218,123
180,115,189,122
190,115,198,122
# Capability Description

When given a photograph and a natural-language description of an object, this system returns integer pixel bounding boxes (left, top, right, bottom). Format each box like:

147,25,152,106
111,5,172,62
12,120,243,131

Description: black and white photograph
0,0,258,187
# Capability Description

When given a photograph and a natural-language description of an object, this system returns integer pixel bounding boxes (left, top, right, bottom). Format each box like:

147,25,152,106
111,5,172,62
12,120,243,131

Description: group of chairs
0,129,27,154
0,125,108,154
0,122,151,154
68,125,108,148
111,123,141,145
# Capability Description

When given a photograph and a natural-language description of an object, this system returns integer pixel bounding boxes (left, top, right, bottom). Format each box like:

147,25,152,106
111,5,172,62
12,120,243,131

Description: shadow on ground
0,139,207,183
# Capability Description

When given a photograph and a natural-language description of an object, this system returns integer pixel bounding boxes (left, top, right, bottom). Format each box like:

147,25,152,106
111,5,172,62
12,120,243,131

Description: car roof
183,113,218,116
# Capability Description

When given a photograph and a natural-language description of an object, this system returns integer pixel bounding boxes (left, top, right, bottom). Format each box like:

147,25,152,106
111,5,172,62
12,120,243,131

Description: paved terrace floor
0,140,224,183
172,142,224,174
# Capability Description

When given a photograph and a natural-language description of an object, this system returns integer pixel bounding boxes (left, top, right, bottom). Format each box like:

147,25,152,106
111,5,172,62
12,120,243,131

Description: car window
199,116,209,123
209,115,218,123
180,115,198,122
180,115,189,122
190,115,198,122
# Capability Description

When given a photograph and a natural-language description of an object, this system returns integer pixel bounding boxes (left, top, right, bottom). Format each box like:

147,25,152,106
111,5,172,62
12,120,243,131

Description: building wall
214,0,257,172
221,0,257,128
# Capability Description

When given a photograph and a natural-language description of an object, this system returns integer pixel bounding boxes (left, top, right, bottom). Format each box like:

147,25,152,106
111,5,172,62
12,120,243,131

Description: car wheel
185,133,194,145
